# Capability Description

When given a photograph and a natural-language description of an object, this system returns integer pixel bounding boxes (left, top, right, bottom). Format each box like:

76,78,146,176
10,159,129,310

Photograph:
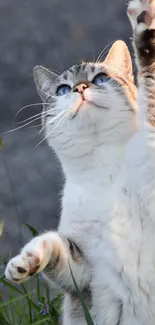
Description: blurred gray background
0,0,132,262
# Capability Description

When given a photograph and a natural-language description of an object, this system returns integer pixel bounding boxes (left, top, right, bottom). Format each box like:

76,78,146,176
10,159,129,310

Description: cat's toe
127,0,155,31
127,0,143,29
5,235,55,283
5,255,30,283
5,251,41,283
22,251,41,276
21,235,54,273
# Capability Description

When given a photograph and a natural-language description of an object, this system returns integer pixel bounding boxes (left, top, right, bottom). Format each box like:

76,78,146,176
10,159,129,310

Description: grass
0,273,63,325
0,259,95,325
0,226,95,325
0,223,63,325
0,224,95,325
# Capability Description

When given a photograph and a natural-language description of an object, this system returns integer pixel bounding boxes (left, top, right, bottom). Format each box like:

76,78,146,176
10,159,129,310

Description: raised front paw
127,0,155,32
5,233,56,283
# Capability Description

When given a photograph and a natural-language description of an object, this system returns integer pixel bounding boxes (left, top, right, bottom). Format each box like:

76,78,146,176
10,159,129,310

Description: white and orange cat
5,0,155,324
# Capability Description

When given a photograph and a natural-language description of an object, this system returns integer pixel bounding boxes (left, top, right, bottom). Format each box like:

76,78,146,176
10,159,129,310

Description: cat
5,0,155,323
5,42,137,324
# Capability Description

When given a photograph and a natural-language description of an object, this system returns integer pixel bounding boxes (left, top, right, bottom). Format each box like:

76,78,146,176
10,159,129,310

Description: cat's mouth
71,96,96,119
71,97,109,119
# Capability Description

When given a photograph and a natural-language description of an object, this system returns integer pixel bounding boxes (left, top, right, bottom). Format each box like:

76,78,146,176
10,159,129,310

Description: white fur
5,1,155,323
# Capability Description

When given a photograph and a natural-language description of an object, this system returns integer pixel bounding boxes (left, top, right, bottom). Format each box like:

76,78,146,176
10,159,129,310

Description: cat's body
60,142,155,325
5,0,155,324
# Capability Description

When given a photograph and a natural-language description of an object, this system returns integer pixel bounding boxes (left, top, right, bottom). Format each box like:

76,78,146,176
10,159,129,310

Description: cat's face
33,41,137,160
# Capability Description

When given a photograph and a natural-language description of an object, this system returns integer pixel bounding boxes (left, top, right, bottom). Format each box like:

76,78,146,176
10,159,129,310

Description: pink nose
74,83,88,94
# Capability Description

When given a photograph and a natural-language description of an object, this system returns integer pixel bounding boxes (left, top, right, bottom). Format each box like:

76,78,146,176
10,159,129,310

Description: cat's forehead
60,62,103,83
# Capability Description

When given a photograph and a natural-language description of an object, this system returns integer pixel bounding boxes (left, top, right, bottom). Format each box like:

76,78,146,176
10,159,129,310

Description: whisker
97,48,112,63
13,109,58,125
35,111,65,133
14,112,43,125
61,108,72,128
28,124,43,129
13,103,51,123
33,107,72,149
13,92,58,122
32,107,70,135
92,49,97,63
58,110,72,130
53,54,65,74
96,40,116,63
40,109,68,133
33,116,65,149
49,107,72,131
2,116,46,135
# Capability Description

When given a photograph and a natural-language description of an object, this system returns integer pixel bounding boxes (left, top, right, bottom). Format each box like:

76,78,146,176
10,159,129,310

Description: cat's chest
60,173,155,290
59,175,131,239
60,174,155,252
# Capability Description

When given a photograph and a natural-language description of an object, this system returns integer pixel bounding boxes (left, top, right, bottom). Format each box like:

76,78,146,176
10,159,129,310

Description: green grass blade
0,294,12,324
31,318,50,325
0,311,10,325
0,277,40,311
18,304,27,325
0,221,4,237
0,295,26,309
25,224,39,237
69,263,94,325
20,284,40,312
21,284,33,322
8,286,16,325
36,275,41,302
0,277,24,295
45,284,50,306
0,137,3,149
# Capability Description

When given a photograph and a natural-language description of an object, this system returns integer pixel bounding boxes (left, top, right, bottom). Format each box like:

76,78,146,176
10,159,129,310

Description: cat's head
33,41,137,161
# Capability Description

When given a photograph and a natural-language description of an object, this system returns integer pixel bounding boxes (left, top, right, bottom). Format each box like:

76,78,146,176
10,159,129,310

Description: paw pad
5,233,54,283
17,267,26,274
29,265,40,276
137,10,153,25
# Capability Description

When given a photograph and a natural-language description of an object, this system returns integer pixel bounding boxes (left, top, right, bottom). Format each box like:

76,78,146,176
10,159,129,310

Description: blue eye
56,84,71,96
92,73,109,86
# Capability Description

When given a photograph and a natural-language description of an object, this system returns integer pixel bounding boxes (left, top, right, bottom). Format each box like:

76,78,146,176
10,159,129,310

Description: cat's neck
61,142,126,187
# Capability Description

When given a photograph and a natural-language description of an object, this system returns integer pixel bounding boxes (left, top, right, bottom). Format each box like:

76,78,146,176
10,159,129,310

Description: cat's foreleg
127,0,155,210
62,291,93,325
127,0,155,130
5,231,90,291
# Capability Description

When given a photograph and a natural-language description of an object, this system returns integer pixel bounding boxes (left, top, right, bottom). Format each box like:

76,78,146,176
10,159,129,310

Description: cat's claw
127,0,155,31
5,235,52,283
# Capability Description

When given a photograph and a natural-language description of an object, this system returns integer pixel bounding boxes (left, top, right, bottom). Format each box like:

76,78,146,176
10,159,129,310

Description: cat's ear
33,65,57,102
104,40,133,80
